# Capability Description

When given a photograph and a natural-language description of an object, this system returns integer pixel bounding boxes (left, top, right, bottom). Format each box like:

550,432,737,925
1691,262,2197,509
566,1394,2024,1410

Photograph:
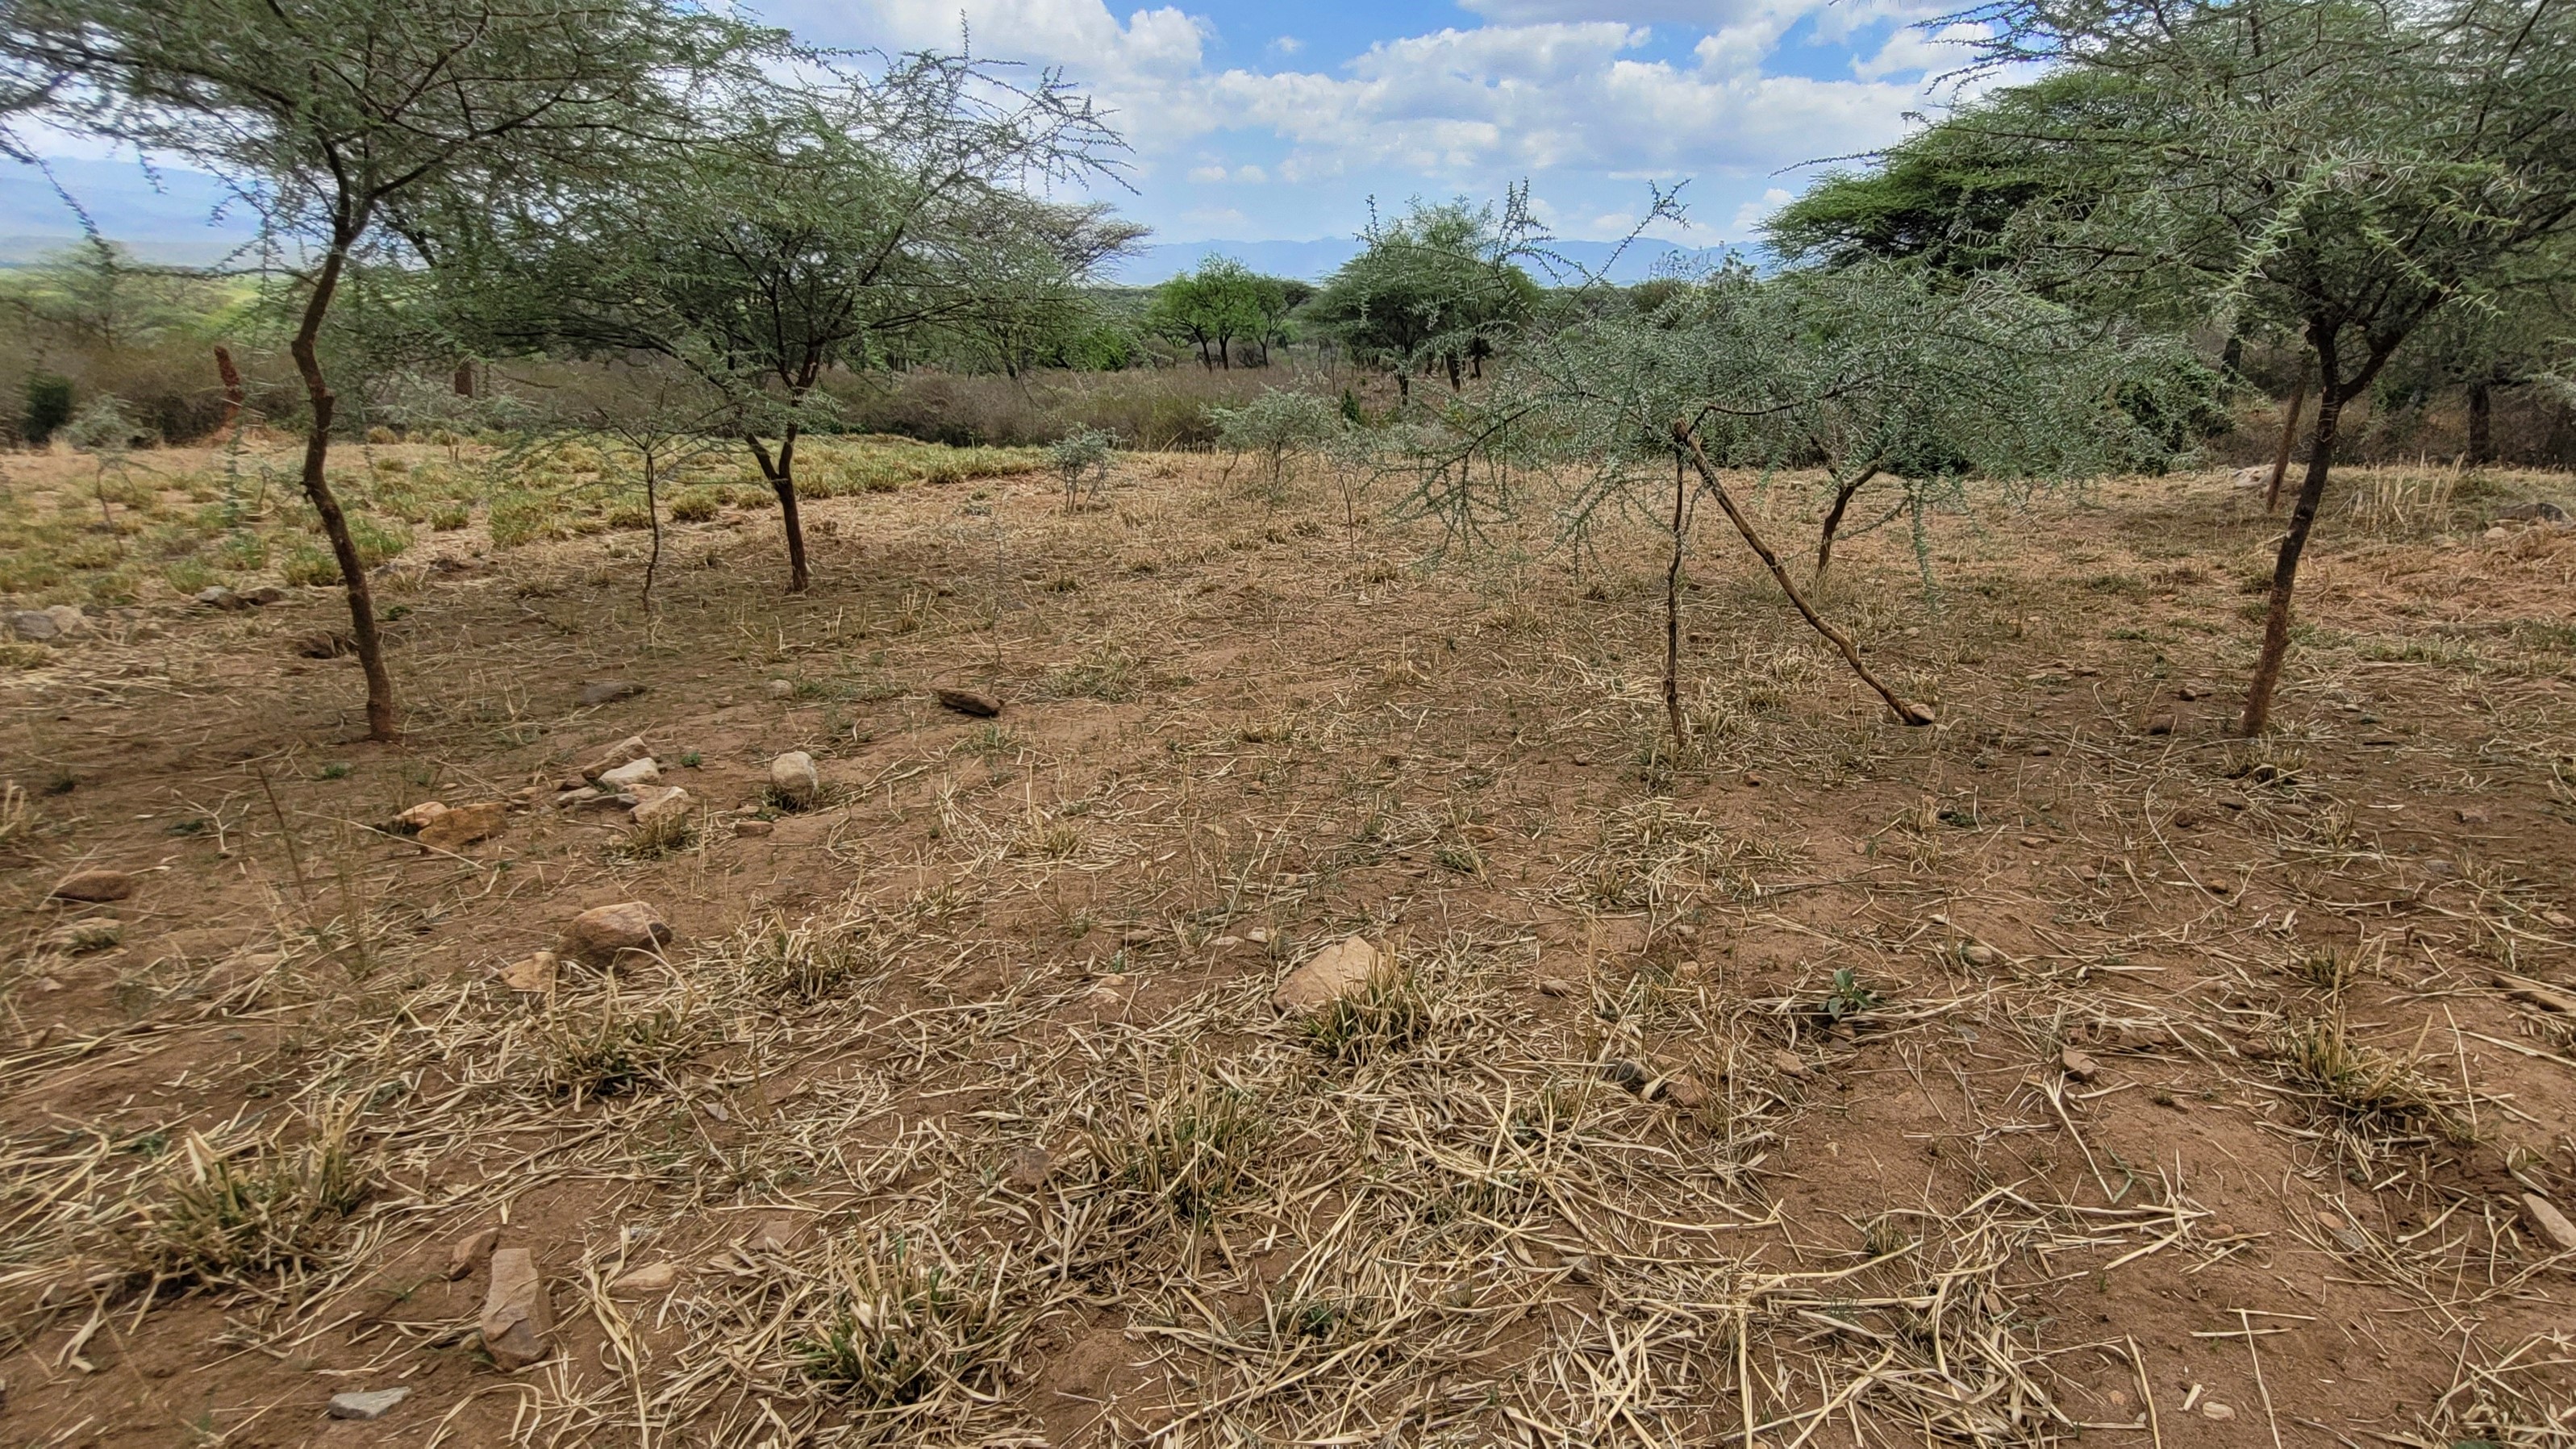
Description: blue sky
4,0,1983,269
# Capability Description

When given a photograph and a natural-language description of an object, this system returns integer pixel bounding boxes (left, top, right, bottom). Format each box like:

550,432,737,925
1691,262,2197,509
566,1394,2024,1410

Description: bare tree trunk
2244,342,2345,736
215,345,245,432
1675,427,1932,726
290,238,396,741
1814,462,1882,577
2467,380,2493,464
2265,358,2311,511
746,429,810,593
1664,454,1686,746
452,359,475,398
641,448,663,614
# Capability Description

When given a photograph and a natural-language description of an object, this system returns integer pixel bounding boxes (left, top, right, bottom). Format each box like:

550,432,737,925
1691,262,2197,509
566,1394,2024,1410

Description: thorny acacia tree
459,52,1125,593
0,0,759,739
1421,256,2202,743
1942,0,2576,735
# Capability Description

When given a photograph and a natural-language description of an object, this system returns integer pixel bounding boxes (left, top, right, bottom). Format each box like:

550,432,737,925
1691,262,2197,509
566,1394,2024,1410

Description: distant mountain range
1103,236,1751,287
4,157,1753,284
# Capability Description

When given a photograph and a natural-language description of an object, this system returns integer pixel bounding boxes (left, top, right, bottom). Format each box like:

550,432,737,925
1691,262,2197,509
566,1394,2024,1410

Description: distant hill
2,157,263,266
1104,236,1753,286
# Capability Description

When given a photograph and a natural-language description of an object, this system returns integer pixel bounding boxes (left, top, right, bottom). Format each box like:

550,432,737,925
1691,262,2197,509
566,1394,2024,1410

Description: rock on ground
393,801,449,832
444,1226,501,1280
498,951,558,993
2524,1193,2576,1253
48,868,135,904
609,1261,677,1297
479,1247,553,1368
577,735,652,781
561,901,673,965
935,687,1002,718
578,679,647,706
1273,935,1384,1013
416,801,508,851
598,756,661,790
631,785,694,829
327,1388,411,1420
768,752,821,808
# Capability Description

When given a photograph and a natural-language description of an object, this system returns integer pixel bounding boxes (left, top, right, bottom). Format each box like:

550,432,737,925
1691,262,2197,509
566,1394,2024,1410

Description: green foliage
1046,427,1116,506
1309,197,1540,400
21,373,74,445
1211,388,1344,491
1146,257,1298,368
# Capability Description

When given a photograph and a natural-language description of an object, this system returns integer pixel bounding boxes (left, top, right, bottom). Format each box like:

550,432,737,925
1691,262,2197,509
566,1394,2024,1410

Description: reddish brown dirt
3,448,2572,1447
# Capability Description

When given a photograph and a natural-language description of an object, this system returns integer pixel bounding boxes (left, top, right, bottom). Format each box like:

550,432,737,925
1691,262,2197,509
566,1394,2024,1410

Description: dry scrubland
2,439,2574,1447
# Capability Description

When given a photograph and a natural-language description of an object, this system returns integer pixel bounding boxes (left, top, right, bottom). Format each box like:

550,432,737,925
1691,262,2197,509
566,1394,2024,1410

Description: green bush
280,544,339,586
23,373,73,446
667,489,721,522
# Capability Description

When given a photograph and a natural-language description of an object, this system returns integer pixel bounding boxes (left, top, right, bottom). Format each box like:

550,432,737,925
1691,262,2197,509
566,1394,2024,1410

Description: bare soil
4,444,2573,1447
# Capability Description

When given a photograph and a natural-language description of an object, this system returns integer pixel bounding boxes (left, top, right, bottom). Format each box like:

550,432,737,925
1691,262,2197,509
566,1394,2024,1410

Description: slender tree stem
1674,426,1933,727
1815,461,1882,577
1665,452,1686,746
290,232,396,740
2265,359,2311,512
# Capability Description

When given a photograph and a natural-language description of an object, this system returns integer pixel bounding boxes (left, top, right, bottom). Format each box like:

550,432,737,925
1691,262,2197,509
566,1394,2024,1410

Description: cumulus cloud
1728,185,1795,234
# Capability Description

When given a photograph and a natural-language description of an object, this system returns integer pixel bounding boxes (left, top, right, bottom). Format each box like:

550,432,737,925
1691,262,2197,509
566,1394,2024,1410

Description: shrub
280,544,339,586
667,489,722,522
23,373,73,446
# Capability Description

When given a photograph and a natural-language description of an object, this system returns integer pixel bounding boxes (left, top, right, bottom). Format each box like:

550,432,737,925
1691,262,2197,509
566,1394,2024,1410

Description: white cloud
1269,35,1304,55
1728,185,1794,235
1188,164,1229,182
1852,22,1980,80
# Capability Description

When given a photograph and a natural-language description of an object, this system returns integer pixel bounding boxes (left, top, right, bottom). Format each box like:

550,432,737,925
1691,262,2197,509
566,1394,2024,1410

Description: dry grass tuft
129,1105,377,1285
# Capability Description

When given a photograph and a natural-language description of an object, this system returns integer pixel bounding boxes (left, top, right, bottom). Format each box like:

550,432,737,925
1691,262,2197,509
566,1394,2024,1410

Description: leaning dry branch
1674,423,1934,727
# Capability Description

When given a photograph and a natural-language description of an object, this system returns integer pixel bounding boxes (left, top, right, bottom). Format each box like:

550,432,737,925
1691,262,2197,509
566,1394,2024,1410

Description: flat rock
417,801,508,851
631,785,694,829
327,1388,411,1421
393,801,450,831
8,608,64,640
479,1247,553,1368
2229,465,2267,489
2136,709,2176,736
561,901,673,965
768,751,821,809
1654,1073,1709,1110
444,1226,500,1280
734,818,774,838
195,585,248,610
569,791,640,815
598,756,661,790
1272,935,1383,1013
2201,1401,2236,1422
935,686,1002,718
498,951,558,993
1769,1050,1810,1080
41,918,123,953
2060,1047,2102,1082
1958,942,2000,968
609,1261,677,1297
577,735,652,781
48,868,135,904
2524,1193,2576,1253
578,679,647,706
765,678,794,698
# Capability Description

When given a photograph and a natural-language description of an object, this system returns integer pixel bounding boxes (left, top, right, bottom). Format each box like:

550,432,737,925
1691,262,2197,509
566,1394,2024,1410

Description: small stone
577,735,652,781
394,801,450,832
746,1217,801,1253
2137,710,2177,737
417,801,507,851
194,585,248,610
498,951,557,993
444,1226,500,1280
2060,1047,2102,1082
2201,1402,2236,1422
765,679,795,698
1272,935,1384,1014
39,917,119,956
570,792,640,815
1536,977,1579,997
2497,501,2570,523
1959,942,2000,967
935,686,1002,718
1769,1050,1810,1080
7,608,62,640
2544,910,2574,930
1245,927,1270,943
598,756,661,790
479,1248,553,1368
767,751,821,809
2178,681,2212,701
579,679,647,706
1563,1253,1599,1285
48,868,135,903
561,901,673,965
1211,935,1243,948
1603,1059,1649,1093
2423,858,2456,879
608,1261,677,1297
2030,745,2051,756
1657,1073,1710,1110
2523,1193,2576,1253
327,1387,411,1420
734,818,774,838
1005,1144,1052,1191
2484,525,2509,542
242,585,287,606
294,630,354,659
2457,806,2491,826
631,785,694,829
553,787,603,809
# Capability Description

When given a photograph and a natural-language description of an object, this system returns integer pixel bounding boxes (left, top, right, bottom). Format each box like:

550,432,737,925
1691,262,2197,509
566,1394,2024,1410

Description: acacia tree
1941,0,2576,734
1148,258,1275,370
458,52,1123,592
0,0,755,739
1311,197,1540,402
